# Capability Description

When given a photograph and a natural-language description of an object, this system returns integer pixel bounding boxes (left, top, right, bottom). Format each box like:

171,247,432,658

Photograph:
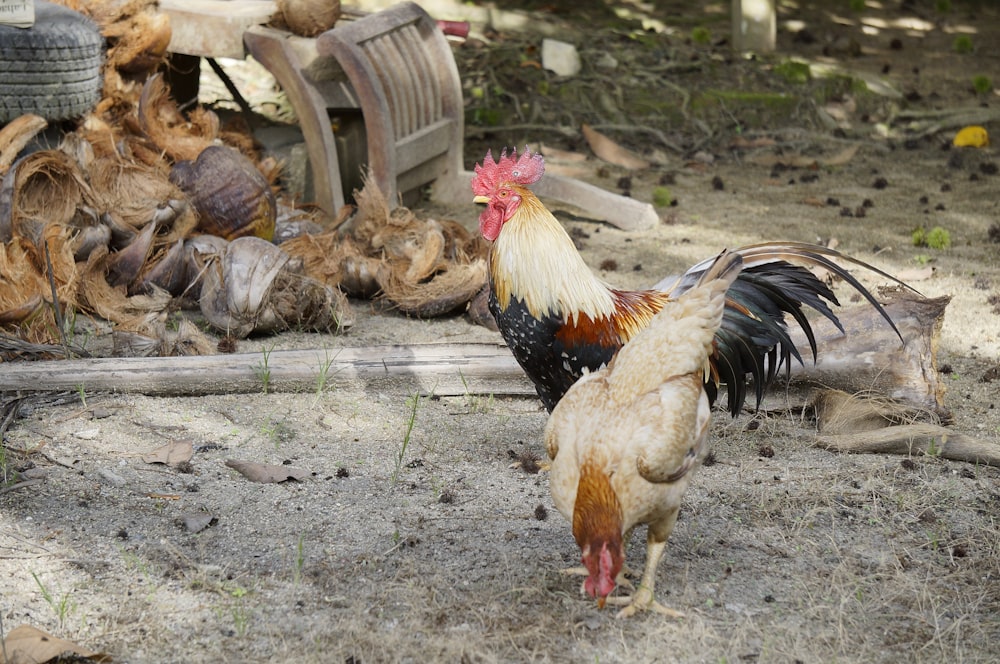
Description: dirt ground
3,1,1000,662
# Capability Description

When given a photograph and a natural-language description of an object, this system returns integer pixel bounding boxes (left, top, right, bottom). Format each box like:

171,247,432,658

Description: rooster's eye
498,190,509,198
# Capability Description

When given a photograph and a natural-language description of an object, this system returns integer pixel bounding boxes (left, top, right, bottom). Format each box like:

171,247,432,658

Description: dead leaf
1,624,111,663
141,439,194,467
896,266,935,282
225,459,311,483
802,197,826,207
729,136,776,150
821,145,860,167
953,125,989,148
538,144,589,163
747,153,819,168
581,124,650,170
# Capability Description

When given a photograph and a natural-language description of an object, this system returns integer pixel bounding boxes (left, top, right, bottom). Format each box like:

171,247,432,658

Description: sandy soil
3,1,1000,662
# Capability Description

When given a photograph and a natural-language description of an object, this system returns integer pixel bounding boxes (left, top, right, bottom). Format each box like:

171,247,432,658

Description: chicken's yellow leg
605,510,684,619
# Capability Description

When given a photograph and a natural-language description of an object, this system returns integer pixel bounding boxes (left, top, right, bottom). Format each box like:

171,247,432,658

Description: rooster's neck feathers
572,459,623,548
490,190,668,341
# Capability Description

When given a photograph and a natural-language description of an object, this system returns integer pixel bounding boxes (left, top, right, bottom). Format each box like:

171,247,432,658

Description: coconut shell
277,0,341,37
171,146,276,242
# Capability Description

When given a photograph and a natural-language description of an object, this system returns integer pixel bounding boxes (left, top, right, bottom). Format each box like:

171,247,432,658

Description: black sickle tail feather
668,242,916,416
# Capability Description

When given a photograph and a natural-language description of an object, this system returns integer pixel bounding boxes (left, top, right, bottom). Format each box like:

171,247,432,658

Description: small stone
541,39,581,77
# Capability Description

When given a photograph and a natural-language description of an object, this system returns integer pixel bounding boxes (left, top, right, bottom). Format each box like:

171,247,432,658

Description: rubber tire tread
0,1,104,122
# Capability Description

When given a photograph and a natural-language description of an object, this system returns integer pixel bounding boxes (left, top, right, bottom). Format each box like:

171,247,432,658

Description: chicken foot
604,511,684,619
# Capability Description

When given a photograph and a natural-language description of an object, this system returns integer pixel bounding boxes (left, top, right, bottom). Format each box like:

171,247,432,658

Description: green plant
973,75,993,94
953,35,973,54
652,186,674,207
260,416,294,449
691,26,711,45
913,226,951,249
75,383,87,409
229,585,250,636
292,534,305,585
936,0,952,12
774,60,811,85
392,393,421,486
849,0,865,11
458,370,495,414
31,571,75,628
314,350,337,400
253,345,274,394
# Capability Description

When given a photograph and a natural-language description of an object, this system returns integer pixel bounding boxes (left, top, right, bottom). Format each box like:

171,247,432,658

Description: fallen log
816,425,1000,467
0,291,948,409
769,289,950,418
0,343,530,398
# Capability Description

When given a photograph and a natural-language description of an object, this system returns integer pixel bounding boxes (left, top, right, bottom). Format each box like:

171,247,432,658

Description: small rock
594,52,618,70
180,513,216,533
74,428,100,440
96,468,127,487
541,39,581,77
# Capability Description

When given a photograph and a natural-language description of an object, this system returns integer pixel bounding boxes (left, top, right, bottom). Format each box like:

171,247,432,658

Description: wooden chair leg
244,25,346,216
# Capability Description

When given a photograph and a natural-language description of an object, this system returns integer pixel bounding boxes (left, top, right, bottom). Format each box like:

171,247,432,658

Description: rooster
471,147,908,414
545,248,742,617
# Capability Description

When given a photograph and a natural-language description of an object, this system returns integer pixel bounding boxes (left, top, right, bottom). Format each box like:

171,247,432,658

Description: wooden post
732,0,776,53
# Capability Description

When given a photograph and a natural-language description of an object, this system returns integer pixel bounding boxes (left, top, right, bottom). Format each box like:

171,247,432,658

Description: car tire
0,1,104,123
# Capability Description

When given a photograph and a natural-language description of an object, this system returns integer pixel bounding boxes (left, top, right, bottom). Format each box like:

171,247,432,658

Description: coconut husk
377,261,487,317
88,156,197,245
137,74,219,162
302,175,490,316
8,150,92,237
76,244,174,331
0,114,48,175
199,236,352,338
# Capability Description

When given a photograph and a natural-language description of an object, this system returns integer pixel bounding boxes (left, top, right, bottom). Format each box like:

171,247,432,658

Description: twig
206,58,257,126
0,478,44,495
43,242,70,359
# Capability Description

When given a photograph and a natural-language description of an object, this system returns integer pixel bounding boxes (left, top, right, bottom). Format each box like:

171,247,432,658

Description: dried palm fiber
0,235,76,337
198,236,353,338
59,0,172,107
352,175,488,317
112,318,216,358
377,260,487,317
75,243,175,333
170,146,276,241
280,232,381,298
137,74,219,163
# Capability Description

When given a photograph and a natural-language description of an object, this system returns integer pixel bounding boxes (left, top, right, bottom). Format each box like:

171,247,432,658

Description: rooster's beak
473,195,489,205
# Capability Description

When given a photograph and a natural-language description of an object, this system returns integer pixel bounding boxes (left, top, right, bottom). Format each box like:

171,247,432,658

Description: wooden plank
161,0,277,58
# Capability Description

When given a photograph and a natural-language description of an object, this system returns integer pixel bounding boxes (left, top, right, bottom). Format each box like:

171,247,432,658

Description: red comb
471,147,545,196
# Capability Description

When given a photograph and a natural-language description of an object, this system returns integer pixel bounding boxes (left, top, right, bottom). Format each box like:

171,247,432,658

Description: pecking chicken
544,248,742,617
471,147,909,414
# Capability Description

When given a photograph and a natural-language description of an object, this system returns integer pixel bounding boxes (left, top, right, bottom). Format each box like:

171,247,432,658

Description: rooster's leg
605,509,683,619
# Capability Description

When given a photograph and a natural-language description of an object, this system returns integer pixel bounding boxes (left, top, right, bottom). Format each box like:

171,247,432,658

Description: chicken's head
471,147,544,241
581,538,624,607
